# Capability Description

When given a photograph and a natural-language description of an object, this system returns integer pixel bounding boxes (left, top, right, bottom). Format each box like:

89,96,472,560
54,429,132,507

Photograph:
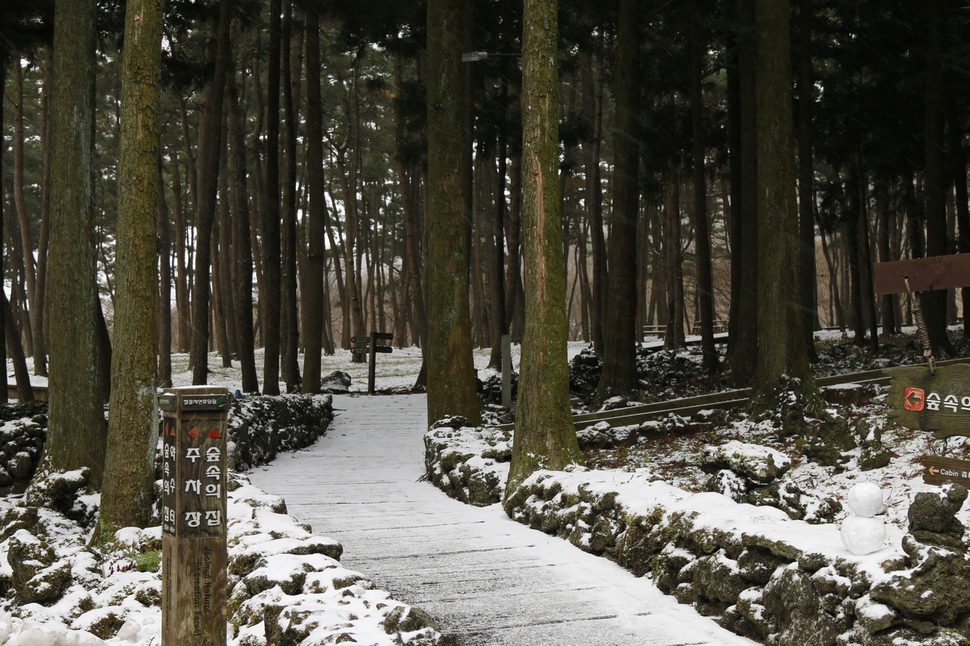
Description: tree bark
280,1,302,390
393,52,427,352
0,53,9,404
2,292,32,403
506,0,583,499
189,0,231,385
922,0,954,356
100,0,163,533
170,147,191,352
157,162,172,388
262,0,284,394
664,172,685,349
690,2,719,372
753,0,815,404
581,50,607,357
302,5,326,392
12,62,39,364
796,0,819,361
425,0,481,425
227,65,259,393
597,0,642,401
874,176,898,335
33,53,53,378
729,0,759,387
40,0,107,487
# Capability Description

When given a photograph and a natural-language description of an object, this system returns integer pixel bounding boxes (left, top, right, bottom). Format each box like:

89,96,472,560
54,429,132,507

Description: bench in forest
642,325,666,339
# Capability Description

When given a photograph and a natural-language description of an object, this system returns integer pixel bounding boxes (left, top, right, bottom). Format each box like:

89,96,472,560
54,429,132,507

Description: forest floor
578,327,970,539
0,326,965,645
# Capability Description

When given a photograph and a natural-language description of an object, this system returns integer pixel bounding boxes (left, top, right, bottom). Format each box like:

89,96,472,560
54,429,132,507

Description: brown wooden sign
873,254,970,295
922,455,970,487
161,387,229,646
885,364,970,439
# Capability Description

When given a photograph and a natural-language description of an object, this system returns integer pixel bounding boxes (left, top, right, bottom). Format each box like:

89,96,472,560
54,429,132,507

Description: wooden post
502,334,512,408
369,332,394,394
160,386,229,646
368,335,377,395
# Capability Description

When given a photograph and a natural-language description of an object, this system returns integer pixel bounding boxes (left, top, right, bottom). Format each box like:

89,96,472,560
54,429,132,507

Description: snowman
840,482,887,555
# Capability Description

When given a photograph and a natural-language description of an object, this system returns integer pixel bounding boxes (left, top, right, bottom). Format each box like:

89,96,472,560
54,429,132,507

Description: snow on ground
1,333,965,645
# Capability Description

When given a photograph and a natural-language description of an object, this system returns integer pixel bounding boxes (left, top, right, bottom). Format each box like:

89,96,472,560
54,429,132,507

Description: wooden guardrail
496,357,970,433
4,384,47,402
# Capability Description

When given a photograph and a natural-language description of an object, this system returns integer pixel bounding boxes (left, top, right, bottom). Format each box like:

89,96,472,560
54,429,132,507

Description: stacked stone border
425,422,970,646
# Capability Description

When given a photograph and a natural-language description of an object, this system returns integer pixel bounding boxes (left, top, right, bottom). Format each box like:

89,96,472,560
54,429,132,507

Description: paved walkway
247,394,754,646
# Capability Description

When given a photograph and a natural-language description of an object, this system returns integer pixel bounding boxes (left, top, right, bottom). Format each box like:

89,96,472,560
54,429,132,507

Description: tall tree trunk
100,0,163,533
664,171,685,349
796,0,818,361
820,230,845,330
170,147,191,352
506,129,526,343
845,171,867,344
0,54,9,404
212,153,231,366
753,0,815,404
280,1,302,390
2,293,32,402
855,170,879,351
426,0,481,425
951,99,970,338
157,162,173,387
12,62,39,364
581,50,607,357
690,3,719,372
393,52,427,351
597,0,642,400
40,0,107,487
485,134,508,370
922,0,953,356
729,0,759,386
189,0,231,385
33,54,53,378
228,65,259,393
302,4,326,392
874,176,898,335
262,0,284,394
217,118,237,364
507,0,582,500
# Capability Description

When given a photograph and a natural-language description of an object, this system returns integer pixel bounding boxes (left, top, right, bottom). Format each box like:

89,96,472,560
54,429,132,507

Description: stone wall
425,422,970,646
0,394,335,494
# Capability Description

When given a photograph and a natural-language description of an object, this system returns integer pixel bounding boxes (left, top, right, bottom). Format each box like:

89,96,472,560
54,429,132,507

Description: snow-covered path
247,394,755,646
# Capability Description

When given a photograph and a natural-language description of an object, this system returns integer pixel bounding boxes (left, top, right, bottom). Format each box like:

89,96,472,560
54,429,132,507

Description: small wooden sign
922,455,970,487
885,364,970,439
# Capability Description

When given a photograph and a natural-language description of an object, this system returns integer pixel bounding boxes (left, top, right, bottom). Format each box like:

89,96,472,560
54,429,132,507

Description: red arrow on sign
904,387,925,411
188,426,199,440
207,429,222,440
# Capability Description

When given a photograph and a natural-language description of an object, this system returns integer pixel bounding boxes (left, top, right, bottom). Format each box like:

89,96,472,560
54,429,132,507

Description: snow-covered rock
701,440,792,484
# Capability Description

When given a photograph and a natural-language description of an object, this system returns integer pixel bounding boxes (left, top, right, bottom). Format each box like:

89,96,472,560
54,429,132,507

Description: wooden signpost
875,253,970,488
873,254,970,296
160,386,229,646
